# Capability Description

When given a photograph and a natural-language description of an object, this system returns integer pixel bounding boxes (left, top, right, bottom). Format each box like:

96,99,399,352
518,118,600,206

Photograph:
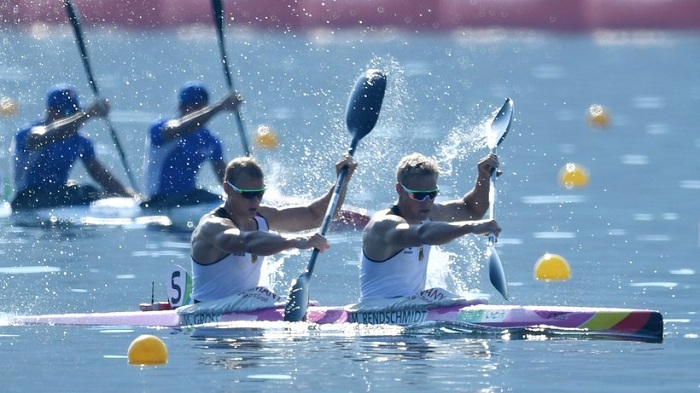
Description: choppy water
1,26,699,392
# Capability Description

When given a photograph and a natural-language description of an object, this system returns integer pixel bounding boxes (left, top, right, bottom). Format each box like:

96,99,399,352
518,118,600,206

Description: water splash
426,239,483,296
435,114,488,177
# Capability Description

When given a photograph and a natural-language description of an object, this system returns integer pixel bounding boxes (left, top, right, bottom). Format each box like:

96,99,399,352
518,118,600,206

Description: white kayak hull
5,197,369,229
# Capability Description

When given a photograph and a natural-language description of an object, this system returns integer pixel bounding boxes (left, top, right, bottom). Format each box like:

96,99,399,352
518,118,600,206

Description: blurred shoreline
3,0,700,32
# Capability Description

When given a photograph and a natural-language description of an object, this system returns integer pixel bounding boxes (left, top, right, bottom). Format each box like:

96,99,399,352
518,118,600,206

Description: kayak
7,303,663,343
4,196,370,229
6,197,206,228
6,288,663,343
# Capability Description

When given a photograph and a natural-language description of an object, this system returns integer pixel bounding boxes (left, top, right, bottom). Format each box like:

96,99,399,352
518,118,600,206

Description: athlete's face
226,173,265,217
396,174,438,222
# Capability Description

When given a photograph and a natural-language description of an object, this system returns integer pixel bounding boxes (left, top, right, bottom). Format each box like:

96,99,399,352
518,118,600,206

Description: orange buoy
0,96,18,117
254,125,279,149
558,163,589,189
587,104,610,128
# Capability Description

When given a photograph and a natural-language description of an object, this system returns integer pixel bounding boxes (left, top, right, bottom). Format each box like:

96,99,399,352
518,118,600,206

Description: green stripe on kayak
581,312,629,330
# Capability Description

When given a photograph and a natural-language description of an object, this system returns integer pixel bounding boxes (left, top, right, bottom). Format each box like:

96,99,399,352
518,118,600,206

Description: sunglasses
226,180,266,200
400,183,439,202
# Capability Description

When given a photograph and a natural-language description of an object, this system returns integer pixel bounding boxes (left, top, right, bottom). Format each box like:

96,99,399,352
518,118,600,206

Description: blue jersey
12,120,97,192
144,118,224,198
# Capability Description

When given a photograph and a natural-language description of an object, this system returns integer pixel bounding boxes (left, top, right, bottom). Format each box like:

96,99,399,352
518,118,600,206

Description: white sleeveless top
191,215,269,302
359,243,431,302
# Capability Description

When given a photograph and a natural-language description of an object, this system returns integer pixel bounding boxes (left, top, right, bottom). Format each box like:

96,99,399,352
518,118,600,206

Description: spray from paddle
283,69,387,322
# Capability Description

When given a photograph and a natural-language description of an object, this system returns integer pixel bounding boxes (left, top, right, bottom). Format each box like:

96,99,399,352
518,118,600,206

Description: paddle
485,97,514,301
283,69,387,322
211,0,251,157
62,0,139,192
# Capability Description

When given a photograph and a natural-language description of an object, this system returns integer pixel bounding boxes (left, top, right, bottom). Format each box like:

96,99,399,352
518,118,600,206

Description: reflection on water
195,336,267,371
188,318,662,381
190,324,506,389
185,321,661,390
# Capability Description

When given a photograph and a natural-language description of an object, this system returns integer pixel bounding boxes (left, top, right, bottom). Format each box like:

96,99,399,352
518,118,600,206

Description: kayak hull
6,197,369,229
8,303,663,342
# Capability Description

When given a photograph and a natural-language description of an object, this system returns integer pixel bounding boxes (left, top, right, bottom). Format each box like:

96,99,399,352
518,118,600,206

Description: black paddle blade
211,0,234,90
346,69,386,148
283,273,310,322
487,97,514,150
63,0,98,96
487,245,508,300
211,0,225,35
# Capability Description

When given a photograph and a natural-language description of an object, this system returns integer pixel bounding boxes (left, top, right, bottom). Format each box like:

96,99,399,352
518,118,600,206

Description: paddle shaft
211,0,251,156
303,139,358,276
63,0,139,192
487,166,498,246
487,134,500,244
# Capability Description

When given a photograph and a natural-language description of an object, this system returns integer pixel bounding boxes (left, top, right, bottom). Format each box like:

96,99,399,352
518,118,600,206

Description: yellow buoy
127,334,168,365
534,253,571,281
558,162,589,189
587,104,610,128
254,125,279,149
0,96,18,117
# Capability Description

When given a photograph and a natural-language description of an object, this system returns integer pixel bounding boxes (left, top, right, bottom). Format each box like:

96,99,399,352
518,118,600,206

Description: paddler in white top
190,154,357,303
359,152,502,301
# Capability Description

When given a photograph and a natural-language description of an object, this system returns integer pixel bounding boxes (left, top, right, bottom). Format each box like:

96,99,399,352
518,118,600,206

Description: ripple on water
533,232,576,239
0,266,61,274
247,375,293,380
632,95,666,109
669,269,695,275
635,235,671,242
496,238,523,245
646,123,668,135
531,64,565,79
679,180,700,189
629,282,677,289
620,155,649,165
608,229,627,236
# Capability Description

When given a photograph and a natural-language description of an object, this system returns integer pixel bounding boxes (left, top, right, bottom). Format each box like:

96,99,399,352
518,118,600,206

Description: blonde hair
395,153,439,184
224,156,264,183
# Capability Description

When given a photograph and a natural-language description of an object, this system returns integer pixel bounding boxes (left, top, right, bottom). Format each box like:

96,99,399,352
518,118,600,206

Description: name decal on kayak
348,309,428,325
180,313,221,326
457,309,507,323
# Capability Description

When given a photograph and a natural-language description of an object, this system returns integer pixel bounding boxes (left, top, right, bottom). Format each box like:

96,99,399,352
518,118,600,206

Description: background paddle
211,0,251,156
63,0,139,192
284,69,387,322
486,97,514,300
